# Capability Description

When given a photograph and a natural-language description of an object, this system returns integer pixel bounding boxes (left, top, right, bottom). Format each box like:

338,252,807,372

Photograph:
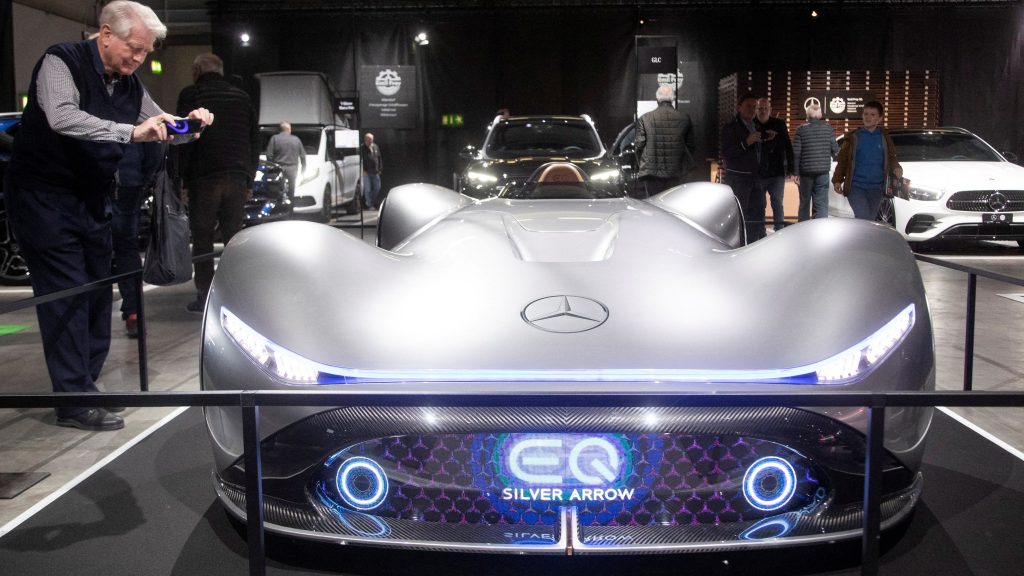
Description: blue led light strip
220,304,915,386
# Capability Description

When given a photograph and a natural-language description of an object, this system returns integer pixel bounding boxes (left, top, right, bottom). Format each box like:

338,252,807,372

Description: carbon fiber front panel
213,405,920,553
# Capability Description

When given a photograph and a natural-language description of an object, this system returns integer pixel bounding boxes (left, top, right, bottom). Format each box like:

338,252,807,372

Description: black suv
456,115,624,199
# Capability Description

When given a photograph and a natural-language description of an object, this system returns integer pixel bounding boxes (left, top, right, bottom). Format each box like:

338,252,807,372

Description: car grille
945,190,1024,212
215,405,921,553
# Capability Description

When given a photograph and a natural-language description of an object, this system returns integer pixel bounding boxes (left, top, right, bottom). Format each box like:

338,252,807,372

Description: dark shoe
56,408,124,431
186,299,205,313
125,313,138,338
107,406,126,413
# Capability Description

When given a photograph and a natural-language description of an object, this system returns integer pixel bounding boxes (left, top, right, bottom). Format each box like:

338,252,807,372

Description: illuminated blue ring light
336,457,389,511
740,517,793,540
742,456,797,511
337,511,391,537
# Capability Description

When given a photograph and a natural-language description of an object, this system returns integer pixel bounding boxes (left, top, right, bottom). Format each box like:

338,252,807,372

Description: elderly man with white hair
634,84,696,197
791,101,839,221
5,1,213,431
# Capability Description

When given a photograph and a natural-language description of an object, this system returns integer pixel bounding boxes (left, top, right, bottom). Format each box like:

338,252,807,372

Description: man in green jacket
634,84,696,197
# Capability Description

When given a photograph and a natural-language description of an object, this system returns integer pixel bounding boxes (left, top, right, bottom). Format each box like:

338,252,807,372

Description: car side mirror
1002,151,1019,164
459,145,478,160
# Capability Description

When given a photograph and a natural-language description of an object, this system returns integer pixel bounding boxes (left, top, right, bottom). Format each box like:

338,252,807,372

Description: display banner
335,97,358,115
636,60,700,118
638,46,677,74
801,91,876,119
359,65,417,129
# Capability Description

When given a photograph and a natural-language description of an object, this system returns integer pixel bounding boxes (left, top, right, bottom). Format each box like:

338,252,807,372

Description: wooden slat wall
719,70,941,136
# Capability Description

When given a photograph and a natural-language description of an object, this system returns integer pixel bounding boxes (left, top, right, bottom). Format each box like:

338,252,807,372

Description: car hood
212,205,930,378
902,161,1024,192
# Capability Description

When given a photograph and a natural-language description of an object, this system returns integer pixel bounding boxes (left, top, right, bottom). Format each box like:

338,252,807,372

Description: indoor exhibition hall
0,1,1023,575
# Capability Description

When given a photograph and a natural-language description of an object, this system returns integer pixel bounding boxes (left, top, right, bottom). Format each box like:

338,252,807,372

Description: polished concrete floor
0,217,1021,539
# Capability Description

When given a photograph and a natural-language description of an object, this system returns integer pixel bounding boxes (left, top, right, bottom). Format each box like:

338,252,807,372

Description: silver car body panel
202,177,934,553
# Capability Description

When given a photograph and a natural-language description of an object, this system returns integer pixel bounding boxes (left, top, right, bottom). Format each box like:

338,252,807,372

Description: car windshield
484,119,602,159
499,181,624,200
259,126,320,155
890,132,1002,162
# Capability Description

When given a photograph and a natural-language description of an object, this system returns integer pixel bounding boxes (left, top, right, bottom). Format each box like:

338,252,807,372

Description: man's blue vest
9,39,143,196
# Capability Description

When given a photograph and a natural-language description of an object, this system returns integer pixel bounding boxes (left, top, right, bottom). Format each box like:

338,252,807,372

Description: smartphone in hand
164,117,203,134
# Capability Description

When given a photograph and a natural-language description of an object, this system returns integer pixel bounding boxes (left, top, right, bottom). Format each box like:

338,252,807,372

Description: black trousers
5,181,113,418
723,171,765,243
636,176,681,198
188,172,247,300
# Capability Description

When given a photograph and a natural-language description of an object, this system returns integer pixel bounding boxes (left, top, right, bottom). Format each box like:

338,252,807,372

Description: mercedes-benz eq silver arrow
201,162,934,554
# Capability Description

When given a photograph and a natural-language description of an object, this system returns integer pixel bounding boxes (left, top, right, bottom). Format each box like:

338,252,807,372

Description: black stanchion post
242,395,266,576
135,272,148,391
964,273,977,391
861,401,885,576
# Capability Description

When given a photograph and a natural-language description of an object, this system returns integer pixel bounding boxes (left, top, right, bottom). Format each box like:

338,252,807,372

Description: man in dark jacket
753,98,794,234
5,1,212,431
176,52,259,312
634,84,696,197
720,92,762,242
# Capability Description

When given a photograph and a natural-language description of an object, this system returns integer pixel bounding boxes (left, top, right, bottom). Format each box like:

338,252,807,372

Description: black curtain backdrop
211,5,1024,192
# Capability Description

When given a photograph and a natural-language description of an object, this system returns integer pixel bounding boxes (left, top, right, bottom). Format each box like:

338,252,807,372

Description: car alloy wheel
876,197,896,227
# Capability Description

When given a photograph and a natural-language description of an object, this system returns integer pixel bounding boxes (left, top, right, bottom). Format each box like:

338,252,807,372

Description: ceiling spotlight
811,10,819,18
240,32,250,45
414,32,429,46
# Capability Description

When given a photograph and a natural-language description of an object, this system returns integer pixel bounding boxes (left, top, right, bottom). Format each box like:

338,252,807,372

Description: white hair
655,84,675,103
101,1,167,40
805,103,822,120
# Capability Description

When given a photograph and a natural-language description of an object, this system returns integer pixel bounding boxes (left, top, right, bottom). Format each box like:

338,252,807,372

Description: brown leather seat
535,162,585,183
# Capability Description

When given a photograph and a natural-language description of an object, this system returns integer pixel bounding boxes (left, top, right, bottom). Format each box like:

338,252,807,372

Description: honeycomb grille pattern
315,433,822,527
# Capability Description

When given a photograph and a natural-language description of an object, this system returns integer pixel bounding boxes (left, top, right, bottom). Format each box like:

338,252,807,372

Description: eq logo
375,69,402,96
506,434,622,485
830,96,847,114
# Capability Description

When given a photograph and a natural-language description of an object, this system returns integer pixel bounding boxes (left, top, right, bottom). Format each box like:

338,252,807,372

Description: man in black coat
634,84,696,197
753,98,795,235
719,92,763,243
176,52,259,312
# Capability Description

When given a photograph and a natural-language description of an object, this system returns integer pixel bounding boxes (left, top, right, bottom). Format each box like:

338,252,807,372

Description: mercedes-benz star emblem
987,191,1008,212
522,296,609,333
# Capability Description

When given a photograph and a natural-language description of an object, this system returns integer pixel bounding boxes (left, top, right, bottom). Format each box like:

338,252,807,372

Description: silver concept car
202,162,934,554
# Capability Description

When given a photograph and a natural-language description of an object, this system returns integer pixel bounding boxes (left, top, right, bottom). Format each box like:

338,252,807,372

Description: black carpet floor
1,408,1022,576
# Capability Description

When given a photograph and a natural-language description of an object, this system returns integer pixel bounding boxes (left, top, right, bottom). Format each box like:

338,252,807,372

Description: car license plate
982,213,1013,224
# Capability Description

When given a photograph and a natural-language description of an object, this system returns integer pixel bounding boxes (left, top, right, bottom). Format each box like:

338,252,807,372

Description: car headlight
589,169,621,182
813,303,915,382
467,170,498,183
908,186,942,201
221,307,320,383
220,303,914,386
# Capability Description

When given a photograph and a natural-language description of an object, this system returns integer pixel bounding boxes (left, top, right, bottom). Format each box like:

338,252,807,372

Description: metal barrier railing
1,389,1024,576
1,251,1021,575
914,253,1024,391
0,250,220,392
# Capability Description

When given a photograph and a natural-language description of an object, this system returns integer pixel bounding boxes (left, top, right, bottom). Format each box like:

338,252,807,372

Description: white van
256,72,360,221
